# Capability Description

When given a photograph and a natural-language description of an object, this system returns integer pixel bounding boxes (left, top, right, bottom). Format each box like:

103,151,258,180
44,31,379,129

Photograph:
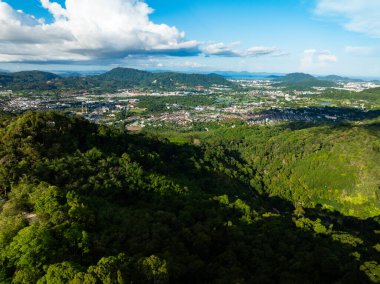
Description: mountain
266,75,283,79
0,73,13,87
11,71,59,82
207,71,285,79
0,70,59,83
52,70,107,77
276,73,338,88
99,67,232,88
0,111,379,283
0,68,233,91
319,75,363,82
0,70,60,90
100,67,152,82
207,72,224,77
280,73,318,82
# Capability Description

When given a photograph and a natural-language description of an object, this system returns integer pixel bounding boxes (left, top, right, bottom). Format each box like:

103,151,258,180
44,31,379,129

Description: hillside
0,112,379,283
207,71,285,79
0,71,60,90
276,73,338,88
145,118,380,218
0,68,232,92
319,75,363,82
312,87,380,105
102,68,230,86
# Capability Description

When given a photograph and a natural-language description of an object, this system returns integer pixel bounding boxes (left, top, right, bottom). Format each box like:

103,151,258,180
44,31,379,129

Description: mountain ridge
274,72,338,88
318,74,363,82
0,68,232,91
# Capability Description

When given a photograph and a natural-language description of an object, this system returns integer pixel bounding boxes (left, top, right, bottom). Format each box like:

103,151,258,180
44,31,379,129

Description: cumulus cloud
40,0,68,20
0,0,199,62
301,49,317,69
301,49,337,69
0,0,284,64
315,0,380,37
318,50,338,64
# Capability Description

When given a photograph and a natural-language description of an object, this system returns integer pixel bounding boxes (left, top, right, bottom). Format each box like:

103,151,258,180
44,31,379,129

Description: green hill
98,67,232,88
11,71,59,82
0,71,60,90
0,111,379,283
276,73,338,88
319,75,362,82
0,68,233,92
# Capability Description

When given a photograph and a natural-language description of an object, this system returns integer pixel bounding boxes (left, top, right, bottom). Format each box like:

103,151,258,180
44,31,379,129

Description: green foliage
332,232,364,247
37,262,81,284
313,88,380,105
139,255,169,283
361,261,380,283
0,112,379,283
294,217,330,235
5,225,56,269
81,254,132,284
147,119,380,218
138,95,215,113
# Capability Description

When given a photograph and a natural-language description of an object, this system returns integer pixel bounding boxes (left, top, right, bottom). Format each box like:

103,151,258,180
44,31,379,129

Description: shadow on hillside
90,128,378,283
2,111,378,283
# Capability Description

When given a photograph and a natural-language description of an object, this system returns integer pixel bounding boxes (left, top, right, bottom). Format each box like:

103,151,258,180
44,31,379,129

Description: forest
0,111,379,283
0,68,231,92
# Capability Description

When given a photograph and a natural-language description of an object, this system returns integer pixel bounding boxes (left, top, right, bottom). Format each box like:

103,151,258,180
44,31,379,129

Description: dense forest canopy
143,118,380,218
0,111,379,283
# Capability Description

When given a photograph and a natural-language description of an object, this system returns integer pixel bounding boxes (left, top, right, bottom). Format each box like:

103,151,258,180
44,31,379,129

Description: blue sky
1,0,380,77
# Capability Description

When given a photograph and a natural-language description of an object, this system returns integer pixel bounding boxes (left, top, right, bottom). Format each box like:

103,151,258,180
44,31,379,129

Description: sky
0,0,380,77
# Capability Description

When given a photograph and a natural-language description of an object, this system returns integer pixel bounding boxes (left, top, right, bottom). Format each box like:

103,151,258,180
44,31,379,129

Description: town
1,79,379,130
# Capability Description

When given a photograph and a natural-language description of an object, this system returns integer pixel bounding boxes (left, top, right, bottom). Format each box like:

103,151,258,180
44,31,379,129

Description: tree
37,262,81,284
139,255,169,284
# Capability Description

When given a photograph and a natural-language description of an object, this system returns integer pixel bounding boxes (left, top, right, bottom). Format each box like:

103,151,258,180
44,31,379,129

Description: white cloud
0,0,285,64
0,0,199,62
315,0,380,37
202,42,241,57
202,42,282,57
245,46,280,57
121,56,207,70
301,49,337,70
318,50,338,64
183,61,205,68
301,49,317,69
40,0,68,20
